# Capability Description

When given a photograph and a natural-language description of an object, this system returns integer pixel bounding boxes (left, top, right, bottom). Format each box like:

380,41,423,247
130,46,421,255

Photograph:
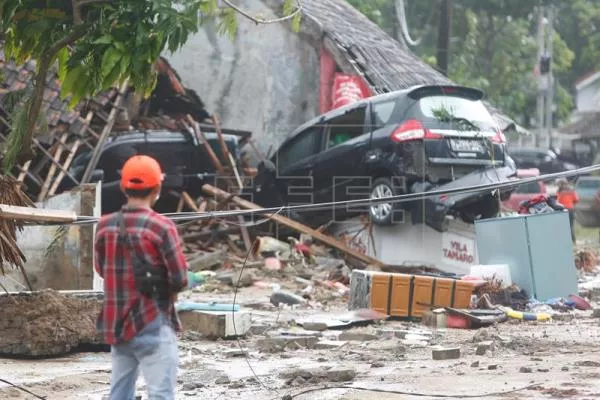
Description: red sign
331,73,371,110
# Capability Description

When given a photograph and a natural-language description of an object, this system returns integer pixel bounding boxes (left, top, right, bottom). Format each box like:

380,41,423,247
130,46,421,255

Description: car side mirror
89,169,104,183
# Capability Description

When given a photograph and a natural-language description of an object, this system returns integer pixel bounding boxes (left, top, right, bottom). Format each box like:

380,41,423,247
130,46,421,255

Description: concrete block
338,331,378,342
475,341,493,356
302,322,328,331
422,310,448,329
258,335,319,352
179,310,251,339
432,346,460,360
327,368,356,382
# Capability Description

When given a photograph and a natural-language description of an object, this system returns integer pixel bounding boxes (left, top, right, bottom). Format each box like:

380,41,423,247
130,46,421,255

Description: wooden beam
181,191,200,212
17,161,32,183
201,184,383,268
212,115,233,169
0,204,77,223
38,133,68,201
81,80,129,183
185,115,225,174
48,139,82,196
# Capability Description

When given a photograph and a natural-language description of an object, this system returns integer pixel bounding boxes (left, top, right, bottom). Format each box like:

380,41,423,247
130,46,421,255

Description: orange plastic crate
389,274,412,317
411,276,435,317
370,273,391,314
433,278,454,308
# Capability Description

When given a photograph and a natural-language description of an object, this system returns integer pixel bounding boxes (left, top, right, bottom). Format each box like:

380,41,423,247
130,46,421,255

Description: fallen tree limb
201,184,383,268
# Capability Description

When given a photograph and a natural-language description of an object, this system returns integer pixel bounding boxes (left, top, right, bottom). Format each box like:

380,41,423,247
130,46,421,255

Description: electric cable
0,378,46,399
280,381,543,399
15,164,600,227
231,218,281,395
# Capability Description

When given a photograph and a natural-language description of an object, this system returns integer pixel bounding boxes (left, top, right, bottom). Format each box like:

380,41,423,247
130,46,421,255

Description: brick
432,346,460,360
179,310,251,339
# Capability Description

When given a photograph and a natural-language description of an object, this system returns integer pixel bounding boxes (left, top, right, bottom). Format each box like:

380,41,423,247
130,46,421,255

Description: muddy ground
1,286,600,400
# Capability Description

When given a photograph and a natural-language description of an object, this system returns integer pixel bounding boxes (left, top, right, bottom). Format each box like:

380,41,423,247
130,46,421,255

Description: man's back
94,206,188,345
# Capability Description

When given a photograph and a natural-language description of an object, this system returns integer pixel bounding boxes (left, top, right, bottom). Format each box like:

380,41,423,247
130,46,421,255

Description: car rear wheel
369,177,401,226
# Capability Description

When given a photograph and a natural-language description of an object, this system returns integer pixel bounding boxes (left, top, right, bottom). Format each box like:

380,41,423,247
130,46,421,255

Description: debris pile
0,290,103,357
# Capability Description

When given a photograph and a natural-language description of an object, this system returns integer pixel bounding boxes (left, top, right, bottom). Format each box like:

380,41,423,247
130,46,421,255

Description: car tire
369,177,402,226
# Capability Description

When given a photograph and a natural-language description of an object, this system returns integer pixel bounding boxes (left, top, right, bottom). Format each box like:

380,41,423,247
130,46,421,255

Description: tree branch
222,0,303,25
16,26,88,165
72,0,114,24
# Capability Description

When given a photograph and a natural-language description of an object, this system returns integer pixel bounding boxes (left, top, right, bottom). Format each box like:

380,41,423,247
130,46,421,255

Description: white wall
166,0,321,157
576,80,600,112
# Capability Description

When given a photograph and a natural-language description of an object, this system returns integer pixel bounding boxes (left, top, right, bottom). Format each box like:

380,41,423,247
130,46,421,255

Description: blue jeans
109,314,179,400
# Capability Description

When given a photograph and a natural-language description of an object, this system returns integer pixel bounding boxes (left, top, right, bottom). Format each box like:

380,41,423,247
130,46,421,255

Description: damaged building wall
166,0,321,156
0,185,98,291
331,216,479,275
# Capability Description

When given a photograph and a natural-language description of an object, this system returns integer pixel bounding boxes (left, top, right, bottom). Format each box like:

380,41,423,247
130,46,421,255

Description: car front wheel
369,177,401,226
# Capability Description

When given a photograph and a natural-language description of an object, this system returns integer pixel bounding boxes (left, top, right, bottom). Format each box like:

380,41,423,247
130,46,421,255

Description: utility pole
545,5,554,149
536,3,554,149
536,5,546,148
437,0,452,76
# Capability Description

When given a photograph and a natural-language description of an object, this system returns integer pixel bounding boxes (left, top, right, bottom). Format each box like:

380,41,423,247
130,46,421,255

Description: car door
274,126,323,207
312,105,369,219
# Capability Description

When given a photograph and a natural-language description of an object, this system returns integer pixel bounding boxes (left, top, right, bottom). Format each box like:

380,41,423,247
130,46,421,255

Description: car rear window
418,96,498,131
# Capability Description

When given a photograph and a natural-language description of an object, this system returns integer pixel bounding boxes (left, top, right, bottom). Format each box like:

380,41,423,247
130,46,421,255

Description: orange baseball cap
120,155,164,190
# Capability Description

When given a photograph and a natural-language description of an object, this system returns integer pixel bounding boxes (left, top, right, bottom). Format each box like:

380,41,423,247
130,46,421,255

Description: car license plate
449,139,483,153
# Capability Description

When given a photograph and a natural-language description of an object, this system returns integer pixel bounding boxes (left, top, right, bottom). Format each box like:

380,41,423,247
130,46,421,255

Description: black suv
60,128,250,214
253,85,517,231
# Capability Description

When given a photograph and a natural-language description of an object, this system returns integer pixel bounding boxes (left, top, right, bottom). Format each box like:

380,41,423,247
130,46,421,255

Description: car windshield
418,95,498,131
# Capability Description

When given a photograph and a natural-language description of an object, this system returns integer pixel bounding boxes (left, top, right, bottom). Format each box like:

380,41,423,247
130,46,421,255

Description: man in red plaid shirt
94,155,188,399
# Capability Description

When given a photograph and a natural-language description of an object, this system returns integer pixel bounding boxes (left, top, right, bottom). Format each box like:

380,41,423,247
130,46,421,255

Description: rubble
0,290,103,357
432,346,461,360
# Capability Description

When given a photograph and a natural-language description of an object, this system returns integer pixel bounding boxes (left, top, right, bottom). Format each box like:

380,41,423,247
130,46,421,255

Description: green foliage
346,0,587,129
0,0,302,171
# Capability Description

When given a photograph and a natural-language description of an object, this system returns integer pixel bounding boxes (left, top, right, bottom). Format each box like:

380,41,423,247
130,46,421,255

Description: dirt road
1,288,599,400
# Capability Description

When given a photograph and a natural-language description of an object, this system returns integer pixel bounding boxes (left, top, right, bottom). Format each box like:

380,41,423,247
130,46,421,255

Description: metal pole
546,5,554,149
536,5,545,149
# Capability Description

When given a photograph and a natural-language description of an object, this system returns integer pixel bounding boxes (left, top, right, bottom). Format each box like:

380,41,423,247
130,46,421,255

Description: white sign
441,232,476,268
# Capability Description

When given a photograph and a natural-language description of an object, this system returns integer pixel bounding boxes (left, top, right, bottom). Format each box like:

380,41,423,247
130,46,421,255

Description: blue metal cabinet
475,212,577,301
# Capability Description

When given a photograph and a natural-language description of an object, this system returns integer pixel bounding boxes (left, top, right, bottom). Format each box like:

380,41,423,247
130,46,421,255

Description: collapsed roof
0,50,211,140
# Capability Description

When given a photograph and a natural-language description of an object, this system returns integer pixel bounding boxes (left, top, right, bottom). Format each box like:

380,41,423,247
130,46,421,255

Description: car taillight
491,129,506,144
390,119,441,142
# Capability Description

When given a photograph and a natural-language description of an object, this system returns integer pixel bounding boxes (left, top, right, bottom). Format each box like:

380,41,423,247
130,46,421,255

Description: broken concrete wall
1,185,98,291
166,0,321,158
331,216,479,275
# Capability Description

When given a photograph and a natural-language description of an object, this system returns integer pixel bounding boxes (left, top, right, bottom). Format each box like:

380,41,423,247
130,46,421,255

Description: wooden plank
38,133,68,201
81,80,129,183
185,116,225,174
201,184,383,268
212,115,233,169
48,139,82,196
17,160,32,183
0,204,77,223
181,191,200,212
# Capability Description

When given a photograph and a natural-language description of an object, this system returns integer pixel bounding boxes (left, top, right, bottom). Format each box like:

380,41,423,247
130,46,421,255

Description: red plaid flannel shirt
94,205,188,345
